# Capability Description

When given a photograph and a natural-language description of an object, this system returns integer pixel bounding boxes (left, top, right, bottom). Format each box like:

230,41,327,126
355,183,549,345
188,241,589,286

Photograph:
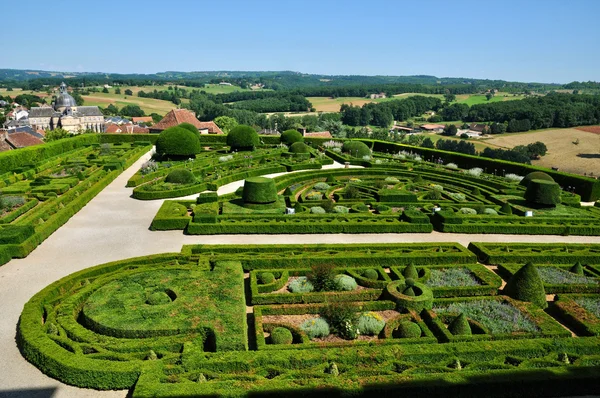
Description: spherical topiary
524,179,562,207
334,274,358,291
227,124,260,150
289,142,311,154
520,171,555,187
147,291,171,305
342,141,371,158
258,272,275,284
300,317,330,339
270,327,293,345
177,122,201,140
393,321,422,338
357,312,386,336
242,177,278,204
156,126,201,157
504,262,547,309
403,264,419,280
281,129,304,145
448,313,472,336
165,169,195,184
363,268,379,280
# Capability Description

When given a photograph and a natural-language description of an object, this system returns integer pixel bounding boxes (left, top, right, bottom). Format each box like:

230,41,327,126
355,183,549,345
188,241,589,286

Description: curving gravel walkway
2,150,600,397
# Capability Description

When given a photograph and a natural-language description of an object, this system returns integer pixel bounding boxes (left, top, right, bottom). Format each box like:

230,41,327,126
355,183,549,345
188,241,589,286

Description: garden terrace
0,140,150,265
17,243,600,397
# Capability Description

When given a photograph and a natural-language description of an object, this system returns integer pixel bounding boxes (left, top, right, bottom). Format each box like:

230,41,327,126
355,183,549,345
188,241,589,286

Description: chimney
299,128,307,136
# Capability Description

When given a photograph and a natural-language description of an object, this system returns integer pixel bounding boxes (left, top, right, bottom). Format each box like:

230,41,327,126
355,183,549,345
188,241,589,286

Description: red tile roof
303,131,332,139
5,132,44,148
132,116,154,124
105,124,149,134
150,109,223,134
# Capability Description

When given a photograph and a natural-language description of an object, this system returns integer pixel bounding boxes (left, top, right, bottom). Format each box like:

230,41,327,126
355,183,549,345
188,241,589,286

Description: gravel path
2,150,600,397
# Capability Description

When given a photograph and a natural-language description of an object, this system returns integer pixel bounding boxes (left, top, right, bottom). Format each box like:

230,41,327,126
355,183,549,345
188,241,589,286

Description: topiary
165,169,195,184
156,126,201,157
484,208,498,215
570,262,584,275
326,362,339,376
227,124,260,150
520,171,555,187
357,312,386,336
342,140,371,158
413,175,424,184
46,322,59,335
458,207,477,215
147,291,171,305
333,205,349,213
326,175,336,183
334,274,358,291
504,262,547,308
310,206,326,214
501,202,513,215
393,321,421,338
270,327,293,345
403,286,416,296
242,177,278,204
289,142,311,154
288,277,314,293
300,317,330,339
448,313,472,336
403,264,419,279
258,272,275,284
280,129,304,145
177,122,201,139
524,179,562,207
363,268,379,280
376,205,391,213
404,278,415,287
471,187,481,196
293,202,304,213
283,187,293,196
146,350,158,360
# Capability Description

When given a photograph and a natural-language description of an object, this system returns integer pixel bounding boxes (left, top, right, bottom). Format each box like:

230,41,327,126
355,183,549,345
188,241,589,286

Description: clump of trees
341,96,442,128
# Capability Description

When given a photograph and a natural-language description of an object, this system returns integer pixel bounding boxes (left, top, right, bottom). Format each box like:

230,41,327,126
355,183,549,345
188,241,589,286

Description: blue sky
5,0,599,83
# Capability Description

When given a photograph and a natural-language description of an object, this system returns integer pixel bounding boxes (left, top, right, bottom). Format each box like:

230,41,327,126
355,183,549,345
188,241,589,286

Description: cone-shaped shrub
283,187,293,196
326,175,336,183
570,262,584,275
280,129,303,145
471,187,481,196
403,286,416,296
403,264,419,279
293,202,304,213
394,321,421,338
525,179,561,207
501,202,513,215
448,313,472,336
504,262,547,309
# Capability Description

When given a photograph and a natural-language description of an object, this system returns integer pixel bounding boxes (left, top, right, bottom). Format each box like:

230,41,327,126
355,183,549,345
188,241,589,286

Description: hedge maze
18,243,600,397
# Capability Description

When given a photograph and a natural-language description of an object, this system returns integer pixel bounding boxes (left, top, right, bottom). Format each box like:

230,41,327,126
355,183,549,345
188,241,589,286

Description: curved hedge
155,127,201,157
227,125,260,150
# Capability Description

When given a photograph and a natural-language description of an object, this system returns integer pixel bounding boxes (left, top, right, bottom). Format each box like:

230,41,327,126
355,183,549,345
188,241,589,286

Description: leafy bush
343,185,360,199
385,177,399,183
310,206,326,214
458,207,477,215
431,184,444,191
314,182,330,191
219,155,234,162
156,126,201,157
258,272,275,285
300,318,330,339
227,125,259,150
288,277,314,293
425,190,442,200
140,160,158,175
270,327,293,345
178,122,201,139
484,208,498,215
334,274,358,291
319,302,359,340
280,129,303,145
505,173,524,183
342,141,371,158
308,263,337,291
467,167,483,177
146,291,171,305
449,193,466,201
363,268,379,280
393,321,421,338
289,142,311,154
242,177,278,204
333,205,349,213
525,179,562,206
501,202,513,215
0,195,25,210
445,163,458,169
448,313,472,336
520,171,554,187
504,262,547,309
165,169,195,184
376,205,390,213
306,192,323,200
357,312,385,336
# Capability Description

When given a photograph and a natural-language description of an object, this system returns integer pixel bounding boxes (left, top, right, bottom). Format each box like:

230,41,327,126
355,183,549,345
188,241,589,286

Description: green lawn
457,92,526,106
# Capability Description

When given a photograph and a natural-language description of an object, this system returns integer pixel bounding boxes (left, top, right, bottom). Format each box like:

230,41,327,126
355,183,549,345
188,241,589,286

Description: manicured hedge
469,242,600,264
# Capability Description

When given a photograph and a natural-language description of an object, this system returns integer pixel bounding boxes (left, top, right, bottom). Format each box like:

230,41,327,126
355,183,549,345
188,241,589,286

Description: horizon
2,0,600,84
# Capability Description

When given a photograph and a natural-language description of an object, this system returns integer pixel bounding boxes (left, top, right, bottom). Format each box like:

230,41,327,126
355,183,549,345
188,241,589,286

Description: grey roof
29,107,56,118
9,126,37,136
76,106,103,117
54,92,77,108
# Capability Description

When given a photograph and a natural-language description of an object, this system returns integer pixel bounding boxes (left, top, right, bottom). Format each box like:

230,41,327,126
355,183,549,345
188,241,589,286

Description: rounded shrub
289,142,311,154
333,205,349,214
393,321,421,338
300,317,330,339
242,177,278,204
280,129,304,145
270,327,293,345
357,312,386,336
314,182,330,191
376,205,391,213
156,126,201,157
288,277,314,293
504,262,547,309
524,179,561,207
227,124,260,150
177,122,201,139
342,141,371,158
334,274,358,291
484,208,498,215
165,169,195,184
385,177,400,183
258,272,275,285
147,291,171,305
448,313,472,336
520,171,554,187
310,206,326,214
363,268,379,280
458,207,478,215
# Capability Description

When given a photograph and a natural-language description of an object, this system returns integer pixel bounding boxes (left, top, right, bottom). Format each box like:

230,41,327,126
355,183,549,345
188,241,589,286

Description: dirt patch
575,126,600,134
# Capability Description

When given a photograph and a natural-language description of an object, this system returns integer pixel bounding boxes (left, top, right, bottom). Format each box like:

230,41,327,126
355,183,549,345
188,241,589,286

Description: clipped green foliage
363,268,379,280
403,264,419,279
283,187,293,196
293,202,304,213
310,206,326,214
334,274,358,291
46,322,58,336
242,177,278,204
342,141,371,158
393,321,421,338
333,205,349,214
165,169,195,184
288,277,314,293
146,291,171,305
520,171,555,187
471,187,481,196
326,362,339,376
448,313,472,336
300,318,330,339
289,142,311,154
177,122,201,139
570,262,584,275
525,179,562,207
156,126,201,157
403,286,416,296
270,327,293,345
280,129,304,145
326,175,336,183
501,202,513,215
147,350,158,360
227,124,260,150
258,272,275,285
357,312,386,336
504,262,547,309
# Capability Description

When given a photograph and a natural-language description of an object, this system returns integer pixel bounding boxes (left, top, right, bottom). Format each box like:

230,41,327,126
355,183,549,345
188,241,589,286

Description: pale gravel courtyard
2,150,600,397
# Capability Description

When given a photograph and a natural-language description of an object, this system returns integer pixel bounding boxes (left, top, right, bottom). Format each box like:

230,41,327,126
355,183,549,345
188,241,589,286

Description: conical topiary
403,286,416,296
504,262,547,309
283,187,293,196
500,202,512,215
326,175,336,183
570,262,584,275
293,202,303,213
403,264,419,279
471,187,481,196
413,175,424,184
448,313,472,336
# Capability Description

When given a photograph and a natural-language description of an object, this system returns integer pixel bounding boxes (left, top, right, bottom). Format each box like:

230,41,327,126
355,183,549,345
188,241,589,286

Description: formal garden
3,125,600,397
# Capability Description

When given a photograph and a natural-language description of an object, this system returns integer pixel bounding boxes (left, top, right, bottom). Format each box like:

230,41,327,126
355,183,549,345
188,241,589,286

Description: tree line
340,96,443,127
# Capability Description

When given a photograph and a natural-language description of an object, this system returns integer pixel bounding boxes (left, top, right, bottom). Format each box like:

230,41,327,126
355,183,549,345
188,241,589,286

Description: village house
420,124,445,133
149,109,223,135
